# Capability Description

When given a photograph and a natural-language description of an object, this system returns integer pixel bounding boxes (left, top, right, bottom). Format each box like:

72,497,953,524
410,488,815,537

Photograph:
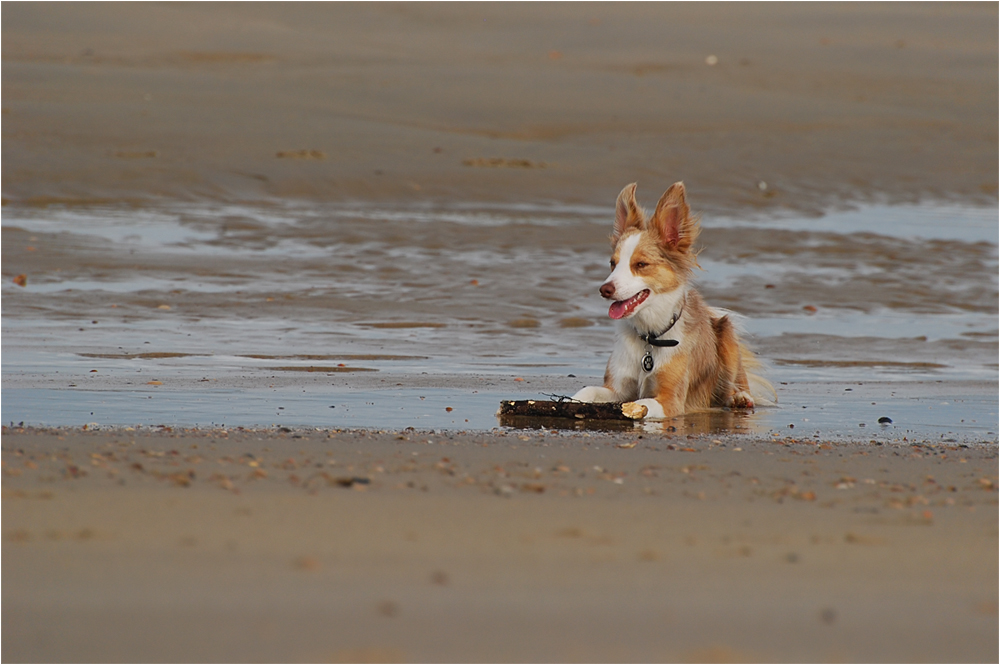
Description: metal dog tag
642,351,654,372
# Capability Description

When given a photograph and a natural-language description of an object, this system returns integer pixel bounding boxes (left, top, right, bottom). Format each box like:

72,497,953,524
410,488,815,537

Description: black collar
639,301,684,348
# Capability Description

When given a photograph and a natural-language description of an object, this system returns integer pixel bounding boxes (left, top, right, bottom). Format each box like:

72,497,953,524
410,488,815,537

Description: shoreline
3,360,996,443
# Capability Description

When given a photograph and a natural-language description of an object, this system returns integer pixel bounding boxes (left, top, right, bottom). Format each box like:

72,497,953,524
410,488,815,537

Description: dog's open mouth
608,290,650,320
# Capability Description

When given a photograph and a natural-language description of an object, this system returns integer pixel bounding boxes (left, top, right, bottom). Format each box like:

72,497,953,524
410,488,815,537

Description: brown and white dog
572,182,771,420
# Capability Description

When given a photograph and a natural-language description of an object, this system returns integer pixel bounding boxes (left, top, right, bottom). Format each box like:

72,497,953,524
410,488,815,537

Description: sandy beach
2,3,998,663
3,426,998,663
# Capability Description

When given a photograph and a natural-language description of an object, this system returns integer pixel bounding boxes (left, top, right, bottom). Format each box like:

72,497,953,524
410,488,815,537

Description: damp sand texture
2,427,998,663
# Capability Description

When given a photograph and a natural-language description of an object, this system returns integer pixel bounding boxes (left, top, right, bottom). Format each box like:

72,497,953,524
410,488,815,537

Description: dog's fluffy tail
712,308,777,407
740,343,777,407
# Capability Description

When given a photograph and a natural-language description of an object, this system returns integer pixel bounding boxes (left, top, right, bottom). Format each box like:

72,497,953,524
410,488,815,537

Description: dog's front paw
622,398,669,420
730,390,755,410
621,401,649,420
572,386,617,403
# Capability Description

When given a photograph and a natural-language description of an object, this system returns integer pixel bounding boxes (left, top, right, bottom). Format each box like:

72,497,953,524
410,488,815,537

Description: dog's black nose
599,282,616,299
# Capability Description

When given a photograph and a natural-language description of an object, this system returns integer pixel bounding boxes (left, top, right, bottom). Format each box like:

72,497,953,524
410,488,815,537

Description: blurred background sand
3,2,997,212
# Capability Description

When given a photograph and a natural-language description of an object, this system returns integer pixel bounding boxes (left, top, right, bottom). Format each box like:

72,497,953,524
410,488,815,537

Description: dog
572,182,771,420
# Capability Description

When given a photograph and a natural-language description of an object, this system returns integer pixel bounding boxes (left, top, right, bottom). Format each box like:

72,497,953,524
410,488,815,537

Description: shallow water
2,200,997,440
2,380,996,444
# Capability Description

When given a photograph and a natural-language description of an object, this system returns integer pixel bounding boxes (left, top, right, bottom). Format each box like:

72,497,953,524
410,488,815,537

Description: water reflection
497,407,769,436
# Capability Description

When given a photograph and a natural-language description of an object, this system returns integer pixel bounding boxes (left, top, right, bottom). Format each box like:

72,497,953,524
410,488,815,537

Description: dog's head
599,182,700,321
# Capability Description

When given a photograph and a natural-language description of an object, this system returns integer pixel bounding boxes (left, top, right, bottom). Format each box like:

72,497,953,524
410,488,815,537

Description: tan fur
584,182,771,418
637,290,754,415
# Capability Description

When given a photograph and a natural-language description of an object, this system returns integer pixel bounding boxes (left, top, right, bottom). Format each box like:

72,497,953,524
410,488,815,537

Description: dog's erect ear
613,183,643,241
651,182,698,253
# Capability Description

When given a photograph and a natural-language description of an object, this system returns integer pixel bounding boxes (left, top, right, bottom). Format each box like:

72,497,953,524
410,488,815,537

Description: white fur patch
605,234,644,302
605,232,687,336
571,386,617,403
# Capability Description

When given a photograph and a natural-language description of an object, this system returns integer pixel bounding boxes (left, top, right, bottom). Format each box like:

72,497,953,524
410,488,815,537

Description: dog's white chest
612,331,676,400
638,344,675,397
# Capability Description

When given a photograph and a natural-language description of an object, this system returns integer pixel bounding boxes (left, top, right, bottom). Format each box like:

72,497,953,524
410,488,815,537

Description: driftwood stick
497,399,629,421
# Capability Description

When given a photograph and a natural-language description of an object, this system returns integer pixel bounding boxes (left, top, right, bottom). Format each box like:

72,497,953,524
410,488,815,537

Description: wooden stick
497,399,629,421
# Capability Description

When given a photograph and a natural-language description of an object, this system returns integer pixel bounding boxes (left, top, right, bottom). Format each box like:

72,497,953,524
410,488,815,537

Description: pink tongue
608,290,649,320
608,300,629,320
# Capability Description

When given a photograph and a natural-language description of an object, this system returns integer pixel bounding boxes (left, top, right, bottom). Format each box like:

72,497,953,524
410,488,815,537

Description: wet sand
2,3,998,663
3,426,998,663
2,3,997,214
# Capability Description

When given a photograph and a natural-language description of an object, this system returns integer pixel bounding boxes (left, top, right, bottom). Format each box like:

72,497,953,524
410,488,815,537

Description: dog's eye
609,260,617,269
634,262,648,270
